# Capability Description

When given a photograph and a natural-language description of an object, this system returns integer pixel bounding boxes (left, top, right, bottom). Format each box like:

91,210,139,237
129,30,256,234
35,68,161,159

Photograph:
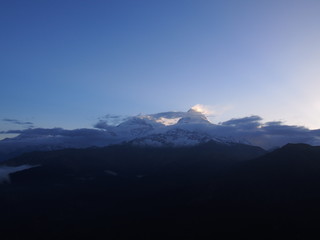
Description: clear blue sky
1,0,320,135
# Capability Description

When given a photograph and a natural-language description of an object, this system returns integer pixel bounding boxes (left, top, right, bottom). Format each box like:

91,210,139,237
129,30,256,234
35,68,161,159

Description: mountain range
1,108,320,238
2,107,320,162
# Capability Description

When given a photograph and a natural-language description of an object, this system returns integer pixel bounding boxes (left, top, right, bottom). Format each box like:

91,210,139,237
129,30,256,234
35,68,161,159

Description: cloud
1,111,320,155
91,111,320,149
94,112,188,129
149,112,187,119
94,121,112,129
191,104,215,115
94,115,130,129
191,104,233,118
221,116,262,129
0,127,121,161
1,128,113,139
214,116,320,148
2,118,34,127
262,122,309,136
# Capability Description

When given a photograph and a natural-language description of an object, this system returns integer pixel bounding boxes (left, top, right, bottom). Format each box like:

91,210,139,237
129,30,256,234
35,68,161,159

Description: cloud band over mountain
1,108,320,155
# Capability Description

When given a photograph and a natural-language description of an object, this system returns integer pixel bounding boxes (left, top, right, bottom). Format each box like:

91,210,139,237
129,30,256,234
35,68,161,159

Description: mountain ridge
0,109,249,162
2,107,320,162
1,142,320,238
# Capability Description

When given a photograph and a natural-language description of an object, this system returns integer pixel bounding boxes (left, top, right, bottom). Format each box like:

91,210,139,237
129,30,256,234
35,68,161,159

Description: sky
1,0,320,139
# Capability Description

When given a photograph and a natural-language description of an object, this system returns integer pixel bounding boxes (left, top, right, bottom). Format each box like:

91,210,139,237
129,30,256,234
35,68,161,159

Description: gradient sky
1,0,320,137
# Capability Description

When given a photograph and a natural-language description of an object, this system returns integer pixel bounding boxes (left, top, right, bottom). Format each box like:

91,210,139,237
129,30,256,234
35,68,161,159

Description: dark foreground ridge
0,142,320,239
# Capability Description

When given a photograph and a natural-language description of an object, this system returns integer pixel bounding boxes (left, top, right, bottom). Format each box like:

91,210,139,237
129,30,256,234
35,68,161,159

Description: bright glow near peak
191,104,214,115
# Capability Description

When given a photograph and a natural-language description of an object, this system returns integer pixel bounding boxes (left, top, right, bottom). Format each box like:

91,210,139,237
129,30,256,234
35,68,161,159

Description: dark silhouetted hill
1,143,320,239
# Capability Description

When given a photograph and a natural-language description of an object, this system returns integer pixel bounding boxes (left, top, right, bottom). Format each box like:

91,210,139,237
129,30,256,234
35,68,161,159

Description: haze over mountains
1,107,320,161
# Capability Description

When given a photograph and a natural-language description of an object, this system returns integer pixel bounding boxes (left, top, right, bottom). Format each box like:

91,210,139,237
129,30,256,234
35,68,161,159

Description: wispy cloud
0,128,111,138
191,104,215,115
221,115,263,129
2,118,34,127
191,104,233,118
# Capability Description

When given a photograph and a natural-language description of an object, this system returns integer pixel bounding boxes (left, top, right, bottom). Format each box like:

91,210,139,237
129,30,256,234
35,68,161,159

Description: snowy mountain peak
178,108,211,125
129,129,213,147
187,108,201,114
0,107,266,161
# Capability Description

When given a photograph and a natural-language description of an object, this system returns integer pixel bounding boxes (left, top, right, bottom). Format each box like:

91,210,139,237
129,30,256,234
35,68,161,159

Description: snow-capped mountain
177,109,211,125
0,108,231,161
129,128,245,147
98,108,217,140
105,108,243,147
129,129,214,147
2,106,320,161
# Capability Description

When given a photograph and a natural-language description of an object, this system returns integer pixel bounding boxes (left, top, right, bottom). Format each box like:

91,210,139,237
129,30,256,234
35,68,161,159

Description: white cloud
191,104,215,115
191,104,233,119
